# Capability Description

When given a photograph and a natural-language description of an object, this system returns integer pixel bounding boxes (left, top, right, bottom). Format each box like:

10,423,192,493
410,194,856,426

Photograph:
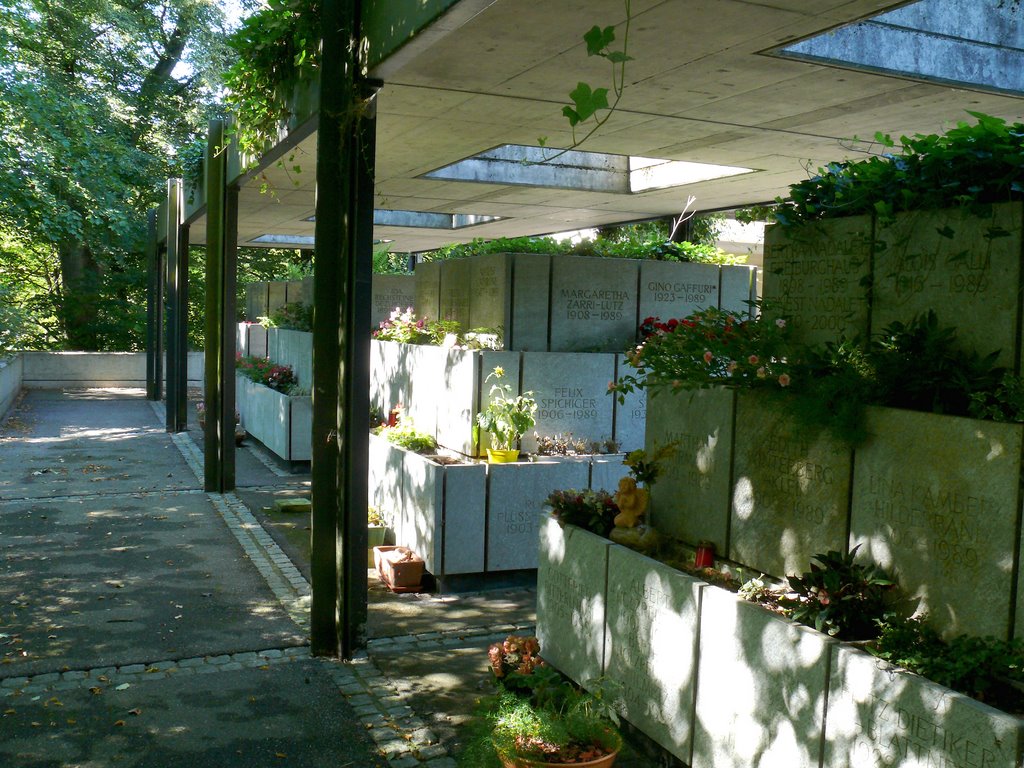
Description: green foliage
779,547,894,640
476,367,537,450
872,615,1024,708
0,285,30,358
261,302,313,332
376,418,437,454
969,372,1024,422
622,443,677,487
545,489,619,537
775,113,1024,226
223,0,320,159
871,310,1005,415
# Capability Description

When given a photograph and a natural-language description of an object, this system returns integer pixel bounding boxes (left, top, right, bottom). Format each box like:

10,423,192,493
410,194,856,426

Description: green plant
969,371,1024,422
774,113,1024,226
545,489,619,537
371,308,467,346
621,443,676,487
476,367,537,451
779,546,894,640
610,307,792,399
872,614,1024,709
375,409,437,454
260,301,314,332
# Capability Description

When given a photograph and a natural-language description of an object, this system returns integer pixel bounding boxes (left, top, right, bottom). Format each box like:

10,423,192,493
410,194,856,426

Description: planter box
236,375,311,461
824,643,1024,768
236,322,268,358
373,545,424,590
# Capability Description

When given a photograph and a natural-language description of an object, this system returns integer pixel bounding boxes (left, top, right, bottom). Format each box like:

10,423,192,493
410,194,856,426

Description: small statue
613,476,649,528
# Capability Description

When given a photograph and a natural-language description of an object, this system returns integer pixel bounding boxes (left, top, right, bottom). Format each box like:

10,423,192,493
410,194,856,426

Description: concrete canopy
192,0,1024,252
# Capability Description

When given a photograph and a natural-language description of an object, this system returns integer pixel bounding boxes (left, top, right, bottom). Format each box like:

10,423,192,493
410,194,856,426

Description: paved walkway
0,389,655,768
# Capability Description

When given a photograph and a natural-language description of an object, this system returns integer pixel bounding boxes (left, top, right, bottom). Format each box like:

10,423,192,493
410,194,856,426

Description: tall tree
0,0,231,349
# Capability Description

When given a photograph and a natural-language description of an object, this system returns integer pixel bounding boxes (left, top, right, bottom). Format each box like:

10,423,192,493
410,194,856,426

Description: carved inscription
544,569,587,616
646,280,716,306
661,429,719,491
539,386,598,422
850,693,999,768
560,288,630,322
860,475,988,577
769,239,868,336
497,507,535,537
610,575,674,708
884,249,992,304
476,265,500,299
373,288,413,319
745,433,835,527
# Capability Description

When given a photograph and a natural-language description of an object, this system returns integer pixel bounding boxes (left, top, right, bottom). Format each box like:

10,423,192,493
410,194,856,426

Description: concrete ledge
0,354,23,419
21,351,204,389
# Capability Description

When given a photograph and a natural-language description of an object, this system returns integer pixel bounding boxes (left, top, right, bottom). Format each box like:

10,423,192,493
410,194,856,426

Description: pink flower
748,354,759,365
756,366,767,379
778,373,791,387
726,361,738,374
775,318,787,329
703,350,713,364
607,381,617,393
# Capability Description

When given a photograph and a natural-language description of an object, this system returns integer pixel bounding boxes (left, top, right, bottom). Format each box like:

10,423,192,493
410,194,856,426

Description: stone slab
469,253,512,332
872,203,1023,370
850,406,1024,639
267,281,288,316
521,352,616,454
719,265,758,318
442,462,488,574
368,434,404,528
487,459,590,571
510,252,552,351
537,516,612,684
434,347,480,455
237,323,268,359
413,260,442,322
639,261,720,324
605,545,702,763
287,395,312,461
285,279,305,304
300,274,314,304
398,449,444,572
268,328,313,388
824,643,1024,768
589,454,630,493
404,343,447,440
692,586,831,768
646,386,735,552
371,274,417,328
439,258,473,327
762,216,873,346
613,353,647,451
0,354,23,420
369,339,412,418
244,282,269,321
730,391,852,578
549,256,639,352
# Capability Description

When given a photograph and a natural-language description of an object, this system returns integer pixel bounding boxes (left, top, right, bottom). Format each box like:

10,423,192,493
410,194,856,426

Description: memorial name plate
549,256,639,352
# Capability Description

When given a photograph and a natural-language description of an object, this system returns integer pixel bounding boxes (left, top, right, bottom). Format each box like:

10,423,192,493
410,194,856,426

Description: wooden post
164,180,189,432
204,119,238,492
310,0,374,659
145,209,164,401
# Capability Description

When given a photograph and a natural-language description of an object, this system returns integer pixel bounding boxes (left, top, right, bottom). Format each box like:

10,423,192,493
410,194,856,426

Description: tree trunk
58,239,103,349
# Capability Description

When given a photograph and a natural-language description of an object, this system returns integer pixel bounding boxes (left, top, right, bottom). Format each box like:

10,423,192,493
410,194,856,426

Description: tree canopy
0,0,232,351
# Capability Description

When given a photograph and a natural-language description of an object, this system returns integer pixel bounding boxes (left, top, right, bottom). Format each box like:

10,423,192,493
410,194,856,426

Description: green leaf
605,51,633,64
568,82,610,123
561,105,581,127
935,225,955,239
583,25,616,56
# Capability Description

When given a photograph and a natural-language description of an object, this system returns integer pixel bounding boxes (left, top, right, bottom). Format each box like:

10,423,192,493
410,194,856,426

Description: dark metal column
145,209,164,401
204,119,238,492
164,179,189,432
310,0,374,659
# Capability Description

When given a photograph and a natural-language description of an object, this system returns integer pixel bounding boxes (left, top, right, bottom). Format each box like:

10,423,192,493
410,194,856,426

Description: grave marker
549,256,639,352
521,352,615,454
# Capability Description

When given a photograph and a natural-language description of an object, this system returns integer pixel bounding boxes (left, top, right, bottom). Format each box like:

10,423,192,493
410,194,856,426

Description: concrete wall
21,352,204,389
0,354,23,419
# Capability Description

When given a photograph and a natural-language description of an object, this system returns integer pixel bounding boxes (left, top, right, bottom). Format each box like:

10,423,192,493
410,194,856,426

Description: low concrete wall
21,352,204,389
0,354,24,419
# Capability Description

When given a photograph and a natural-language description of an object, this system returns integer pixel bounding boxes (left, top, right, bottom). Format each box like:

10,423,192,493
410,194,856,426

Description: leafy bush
775,112,1024,225
476,367,537,451
375,412,437,454
872,615,1024,709
260,302,313,332
779,546,893,640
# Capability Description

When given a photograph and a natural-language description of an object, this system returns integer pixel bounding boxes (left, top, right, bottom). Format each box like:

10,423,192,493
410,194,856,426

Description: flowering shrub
237,355,297,393
611,307,792,399
488,635,545,681
373,307,502,349
546,489,619,537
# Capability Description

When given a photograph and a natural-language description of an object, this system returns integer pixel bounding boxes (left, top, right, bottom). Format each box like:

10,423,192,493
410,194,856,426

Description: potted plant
460,635,622,767
476,367,537,463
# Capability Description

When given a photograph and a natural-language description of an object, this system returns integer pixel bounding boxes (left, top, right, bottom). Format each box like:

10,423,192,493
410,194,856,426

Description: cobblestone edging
0,648,311,699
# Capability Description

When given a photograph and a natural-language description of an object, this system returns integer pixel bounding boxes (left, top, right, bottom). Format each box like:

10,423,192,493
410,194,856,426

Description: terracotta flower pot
487,448,520,463
498,746,620,768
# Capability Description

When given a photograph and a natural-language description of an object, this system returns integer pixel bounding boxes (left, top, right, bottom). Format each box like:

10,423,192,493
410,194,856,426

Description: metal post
310,0,373,659
204,119,238,492
164,179,188,432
